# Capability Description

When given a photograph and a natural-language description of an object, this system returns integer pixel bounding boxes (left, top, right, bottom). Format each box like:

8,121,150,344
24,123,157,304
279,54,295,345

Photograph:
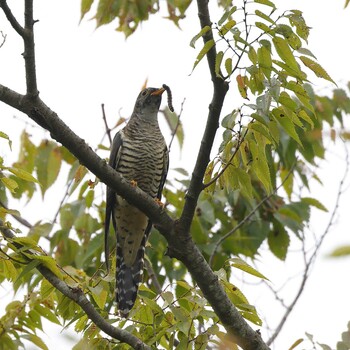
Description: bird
104,86,169,317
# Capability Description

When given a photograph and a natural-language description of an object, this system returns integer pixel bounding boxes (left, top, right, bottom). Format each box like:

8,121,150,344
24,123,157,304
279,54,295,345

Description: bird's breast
116,136,166,198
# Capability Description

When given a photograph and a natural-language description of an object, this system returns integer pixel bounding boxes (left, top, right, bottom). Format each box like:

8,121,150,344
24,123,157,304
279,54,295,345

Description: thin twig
168,97,185,153
267,142,350,346
209,162,297,266
52,179,73,224
101,103,112,145
0,30,6,48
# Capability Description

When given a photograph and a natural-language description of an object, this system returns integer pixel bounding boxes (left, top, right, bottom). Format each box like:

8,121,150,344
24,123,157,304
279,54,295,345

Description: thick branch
179,0,229,233
172,1,269,349
23,0,38,96
0,219,151,350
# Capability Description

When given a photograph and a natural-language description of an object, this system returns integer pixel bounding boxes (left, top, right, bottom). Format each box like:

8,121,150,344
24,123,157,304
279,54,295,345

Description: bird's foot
130,180,138,187
154,198,165,208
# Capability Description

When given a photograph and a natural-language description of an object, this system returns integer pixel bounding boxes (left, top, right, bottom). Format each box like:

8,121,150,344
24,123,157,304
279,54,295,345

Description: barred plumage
105,86,169,317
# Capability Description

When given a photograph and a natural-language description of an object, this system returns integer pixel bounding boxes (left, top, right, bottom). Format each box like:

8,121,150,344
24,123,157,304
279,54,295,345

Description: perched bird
105,86,169,317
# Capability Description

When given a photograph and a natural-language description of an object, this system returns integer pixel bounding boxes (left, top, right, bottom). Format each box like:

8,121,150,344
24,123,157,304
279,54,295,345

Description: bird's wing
142,146,169,240
105,131,123,272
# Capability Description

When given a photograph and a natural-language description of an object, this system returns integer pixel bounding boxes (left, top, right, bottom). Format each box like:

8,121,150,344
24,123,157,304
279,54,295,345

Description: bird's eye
141,89,148,96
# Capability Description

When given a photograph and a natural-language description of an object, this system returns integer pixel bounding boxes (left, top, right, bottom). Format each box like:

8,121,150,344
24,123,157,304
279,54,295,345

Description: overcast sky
1,1,350,349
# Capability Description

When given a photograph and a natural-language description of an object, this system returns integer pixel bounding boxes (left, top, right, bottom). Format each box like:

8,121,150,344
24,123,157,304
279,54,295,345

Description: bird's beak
151,87,165,96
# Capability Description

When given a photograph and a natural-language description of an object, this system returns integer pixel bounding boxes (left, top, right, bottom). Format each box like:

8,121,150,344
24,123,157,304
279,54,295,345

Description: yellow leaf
8,167,39,184
1,177,18,193
299,55,336,84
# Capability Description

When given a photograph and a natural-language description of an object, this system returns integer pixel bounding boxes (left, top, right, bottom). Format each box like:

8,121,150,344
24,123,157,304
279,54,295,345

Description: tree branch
0,219,151,350
0,0,26,37
23,0,38,96
179,0,229,234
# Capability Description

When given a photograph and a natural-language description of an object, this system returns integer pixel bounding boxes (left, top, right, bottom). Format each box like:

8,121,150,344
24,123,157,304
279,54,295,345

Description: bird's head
133,87,165,119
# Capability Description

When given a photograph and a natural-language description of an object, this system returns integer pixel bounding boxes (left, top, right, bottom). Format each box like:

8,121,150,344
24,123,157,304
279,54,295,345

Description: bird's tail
115,237,146,318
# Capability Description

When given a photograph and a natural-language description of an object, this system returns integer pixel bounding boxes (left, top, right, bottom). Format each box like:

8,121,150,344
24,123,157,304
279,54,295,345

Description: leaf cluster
1,0,350,349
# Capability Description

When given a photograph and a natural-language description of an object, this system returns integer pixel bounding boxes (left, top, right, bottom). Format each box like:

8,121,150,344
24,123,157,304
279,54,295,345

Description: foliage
1,0,350,349
80,0,192,37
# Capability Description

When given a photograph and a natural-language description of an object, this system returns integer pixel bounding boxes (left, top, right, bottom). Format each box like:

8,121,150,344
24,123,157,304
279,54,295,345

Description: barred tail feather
115,241,146,318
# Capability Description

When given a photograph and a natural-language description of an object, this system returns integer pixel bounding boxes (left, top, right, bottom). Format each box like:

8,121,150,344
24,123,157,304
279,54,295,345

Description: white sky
1,1,350,349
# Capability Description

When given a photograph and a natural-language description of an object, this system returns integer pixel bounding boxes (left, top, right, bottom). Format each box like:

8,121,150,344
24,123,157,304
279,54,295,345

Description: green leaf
0,131,12,150
275,24,302,50
299,56,335,84
271,107,302,146
301,197,327,211
281,167,293,199
297,47,316,59
89,285,108,309
221,111,238,129
227,257,269,280
219,19,236,36
288,10,309,42
286,81,314,112
35,141,62,197
250,112,268,127
278,91,298,111
218,6,237,26
225,58,233,76
249,122,274,144
31,255,62,278
273,59,307,81
192,39,215,72
12,236,40,249
288,338,304,350
235,167,253,199
34,304,61,325
272,37,299,72
40,278,56,299
258,45,272,78
1,177,18,193
268,223,290,260
255,21,271,34
255,9,275,24
329,246,350,257
248,139,272,193
21,334,48,350
80,0,94,20
248,46,258,64
3,259,18,281
190,26,211,48
215,51,224,78
254,0,276,8
7,167,39,184
15,259,40,283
